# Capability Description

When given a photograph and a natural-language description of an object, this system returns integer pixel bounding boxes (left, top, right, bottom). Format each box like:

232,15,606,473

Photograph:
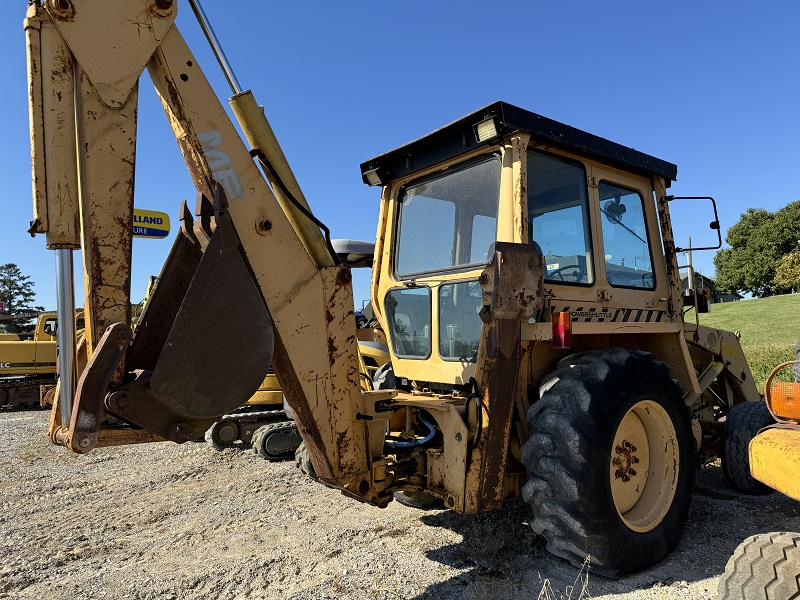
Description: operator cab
361,101,678,390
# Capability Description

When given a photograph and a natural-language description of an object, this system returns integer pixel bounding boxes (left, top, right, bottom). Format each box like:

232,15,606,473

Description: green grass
697,293,800,390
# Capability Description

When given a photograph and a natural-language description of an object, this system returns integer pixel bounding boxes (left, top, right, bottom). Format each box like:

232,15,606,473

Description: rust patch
335,267,352,287
271,329,334,482
47,0,76,22
328,338,338,367
177,137,212,199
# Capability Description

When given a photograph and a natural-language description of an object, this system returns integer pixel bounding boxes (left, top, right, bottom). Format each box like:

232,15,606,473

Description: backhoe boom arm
26,0,385,504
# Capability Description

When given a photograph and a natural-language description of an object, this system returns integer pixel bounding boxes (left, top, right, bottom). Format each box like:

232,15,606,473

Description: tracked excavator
26,0,765,576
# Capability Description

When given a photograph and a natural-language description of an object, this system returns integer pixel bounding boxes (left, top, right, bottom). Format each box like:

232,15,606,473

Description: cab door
527,147,599,308
587,165,669,323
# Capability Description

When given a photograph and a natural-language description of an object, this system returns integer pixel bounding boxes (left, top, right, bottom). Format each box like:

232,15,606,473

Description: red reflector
552,312,571,349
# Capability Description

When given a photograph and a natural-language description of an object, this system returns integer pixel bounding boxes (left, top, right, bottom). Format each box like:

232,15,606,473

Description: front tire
521,348,695,577
722,401,775,495
718,532,800,600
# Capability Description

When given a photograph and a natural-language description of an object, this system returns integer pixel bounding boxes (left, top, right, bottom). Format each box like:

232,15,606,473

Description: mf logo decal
198,130,246,201
553,306,666,323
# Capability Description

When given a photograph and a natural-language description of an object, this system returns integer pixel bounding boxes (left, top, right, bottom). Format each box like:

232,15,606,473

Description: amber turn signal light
764,360,800,423
769,382,800,422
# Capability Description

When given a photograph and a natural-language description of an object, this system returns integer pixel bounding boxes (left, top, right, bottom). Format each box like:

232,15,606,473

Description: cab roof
360,101,677,186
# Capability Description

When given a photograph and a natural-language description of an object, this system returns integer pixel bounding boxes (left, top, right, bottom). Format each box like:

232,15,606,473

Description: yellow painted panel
750,427,800,501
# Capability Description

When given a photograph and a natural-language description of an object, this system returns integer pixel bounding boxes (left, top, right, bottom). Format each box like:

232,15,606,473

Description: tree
774,251,800,293
714,200,800,297
0,264,45,333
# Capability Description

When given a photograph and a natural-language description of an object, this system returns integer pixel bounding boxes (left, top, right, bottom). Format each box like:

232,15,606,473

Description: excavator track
0,376,54,410
252,420,302,461
204,409,288,450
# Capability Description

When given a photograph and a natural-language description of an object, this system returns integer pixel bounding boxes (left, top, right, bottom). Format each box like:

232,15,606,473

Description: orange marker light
552,312,572,349
770,382,800,422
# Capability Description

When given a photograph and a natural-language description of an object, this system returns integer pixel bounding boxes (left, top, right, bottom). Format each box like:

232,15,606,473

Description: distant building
680,272,743,304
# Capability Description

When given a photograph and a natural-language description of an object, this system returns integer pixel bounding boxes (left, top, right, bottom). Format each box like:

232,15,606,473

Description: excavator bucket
67,193,274,452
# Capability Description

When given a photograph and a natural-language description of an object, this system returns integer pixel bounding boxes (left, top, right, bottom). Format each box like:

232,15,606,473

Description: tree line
714,200,800,297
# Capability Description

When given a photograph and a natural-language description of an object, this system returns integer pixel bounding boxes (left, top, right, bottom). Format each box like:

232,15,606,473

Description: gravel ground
1,410,799,600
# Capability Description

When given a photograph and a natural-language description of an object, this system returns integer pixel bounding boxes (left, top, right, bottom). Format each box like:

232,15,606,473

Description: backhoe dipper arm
25,0,386,504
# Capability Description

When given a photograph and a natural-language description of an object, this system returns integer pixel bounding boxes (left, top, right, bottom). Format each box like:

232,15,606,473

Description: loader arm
26,0,385,504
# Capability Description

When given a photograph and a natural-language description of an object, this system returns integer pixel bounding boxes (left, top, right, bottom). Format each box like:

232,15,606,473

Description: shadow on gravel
406,466,800,600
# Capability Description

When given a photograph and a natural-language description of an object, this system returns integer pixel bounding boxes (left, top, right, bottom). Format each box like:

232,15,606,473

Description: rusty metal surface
193,192,214,250
467,318,524,512
148,211,273,418
655,178,682,321
479,242,543,322
31,8,374,507
44,0,176,109
74,66,137,363
127,201,202,371
105,211,274,443
65,322,131,453
464,242,544,512
25,5,47,235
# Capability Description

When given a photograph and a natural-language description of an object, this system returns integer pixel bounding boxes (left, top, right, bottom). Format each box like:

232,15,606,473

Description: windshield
395,155,501,276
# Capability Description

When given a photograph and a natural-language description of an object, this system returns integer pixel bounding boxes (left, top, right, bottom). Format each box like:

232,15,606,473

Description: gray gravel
1,410,799,600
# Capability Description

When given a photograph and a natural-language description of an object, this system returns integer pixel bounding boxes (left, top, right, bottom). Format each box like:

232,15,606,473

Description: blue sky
1,1,798,312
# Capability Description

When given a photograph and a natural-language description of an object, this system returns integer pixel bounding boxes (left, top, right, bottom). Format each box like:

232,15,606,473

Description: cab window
395,155,501,277
385,287,431,359
43,319,57,336
528,150,593,284
598,182,655,289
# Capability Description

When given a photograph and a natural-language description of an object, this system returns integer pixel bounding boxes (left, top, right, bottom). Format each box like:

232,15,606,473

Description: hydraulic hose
384,411,437,449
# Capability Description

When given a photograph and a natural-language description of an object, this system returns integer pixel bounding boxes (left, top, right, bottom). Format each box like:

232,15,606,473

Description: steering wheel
548,264,586,283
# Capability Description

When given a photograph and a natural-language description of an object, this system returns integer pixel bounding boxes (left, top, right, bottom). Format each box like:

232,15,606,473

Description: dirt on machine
23,0,771,579
0,311,83,409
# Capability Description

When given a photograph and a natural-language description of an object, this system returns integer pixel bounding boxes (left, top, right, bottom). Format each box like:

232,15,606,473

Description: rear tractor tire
722,401,775,495
718,532,800,600
521,348,695,577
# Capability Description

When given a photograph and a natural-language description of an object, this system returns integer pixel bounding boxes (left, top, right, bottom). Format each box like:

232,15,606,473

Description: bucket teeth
193,192,214,249
179,200,200,246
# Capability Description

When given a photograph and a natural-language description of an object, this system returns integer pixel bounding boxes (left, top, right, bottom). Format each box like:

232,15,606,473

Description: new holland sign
133,209,170,239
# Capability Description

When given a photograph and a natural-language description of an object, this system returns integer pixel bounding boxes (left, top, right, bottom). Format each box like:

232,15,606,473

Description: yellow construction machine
717,356,800,599
0,311,83,409
25,0,766,577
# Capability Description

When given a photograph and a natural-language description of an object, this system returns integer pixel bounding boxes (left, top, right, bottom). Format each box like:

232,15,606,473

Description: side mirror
666,196,723,252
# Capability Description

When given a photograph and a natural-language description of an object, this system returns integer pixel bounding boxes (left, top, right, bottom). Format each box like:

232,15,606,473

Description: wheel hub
613,440,640,482
609,400,679,533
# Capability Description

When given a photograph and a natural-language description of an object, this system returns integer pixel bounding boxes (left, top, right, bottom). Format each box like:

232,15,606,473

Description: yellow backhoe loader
25,0,765,577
